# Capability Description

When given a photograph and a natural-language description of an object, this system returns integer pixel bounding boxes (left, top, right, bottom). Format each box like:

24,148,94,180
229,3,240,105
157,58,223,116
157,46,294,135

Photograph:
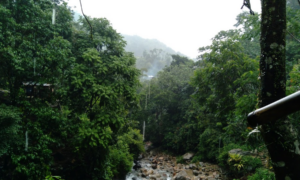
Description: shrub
242,156,262,172
176,156,185,164
247,168,275,180
191,154,203,163
218,143,243,168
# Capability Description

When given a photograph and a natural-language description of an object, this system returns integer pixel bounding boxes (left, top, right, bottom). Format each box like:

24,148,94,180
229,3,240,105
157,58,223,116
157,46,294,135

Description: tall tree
257,0,300,179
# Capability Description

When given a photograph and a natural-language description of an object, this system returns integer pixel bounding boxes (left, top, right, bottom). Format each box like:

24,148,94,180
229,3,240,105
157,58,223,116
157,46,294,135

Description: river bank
126,147,224,180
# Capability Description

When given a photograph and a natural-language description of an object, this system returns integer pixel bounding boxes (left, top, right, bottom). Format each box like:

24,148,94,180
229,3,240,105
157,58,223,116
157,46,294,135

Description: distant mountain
122,35,185,57
72,11,187,76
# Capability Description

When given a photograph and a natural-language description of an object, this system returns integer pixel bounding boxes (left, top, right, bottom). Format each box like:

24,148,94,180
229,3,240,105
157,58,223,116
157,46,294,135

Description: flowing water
125,158,172,180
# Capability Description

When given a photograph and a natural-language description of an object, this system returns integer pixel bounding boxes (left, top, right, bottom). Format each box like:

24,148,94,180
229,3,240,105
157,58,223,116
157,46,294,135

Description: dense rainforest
1,0,300,180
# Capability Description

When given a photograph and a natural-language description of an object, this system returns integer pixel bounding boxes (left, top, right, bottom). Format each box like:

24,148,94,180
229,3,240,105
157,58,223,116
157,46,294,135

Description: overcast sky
67,0,261,58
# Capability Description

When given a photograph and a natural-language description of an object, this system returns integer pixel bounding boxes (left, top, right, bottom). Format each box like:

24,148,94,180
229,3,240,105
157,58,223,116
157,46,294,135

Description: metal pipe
247,91,300,127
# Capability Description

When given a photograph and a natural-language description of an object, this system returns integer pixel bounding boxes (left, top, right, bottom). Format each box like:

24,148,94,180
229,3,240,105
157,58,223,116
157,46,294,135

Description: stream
126,157,172,180
124,150,222,180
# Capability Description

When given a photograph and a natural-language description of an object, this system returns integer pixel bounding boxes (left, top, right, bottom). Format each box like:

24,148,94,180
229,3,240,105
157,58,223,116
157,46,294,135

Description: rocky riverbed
126,151,224,180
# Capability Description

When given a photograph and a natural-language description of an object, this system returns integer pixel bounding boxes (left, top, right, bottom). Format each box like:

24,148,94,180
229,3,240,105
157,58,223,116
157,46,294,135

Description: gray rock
193,170,199,176
189,163,197,170
228,149,250,156
183,152,194,160
174,170,189,180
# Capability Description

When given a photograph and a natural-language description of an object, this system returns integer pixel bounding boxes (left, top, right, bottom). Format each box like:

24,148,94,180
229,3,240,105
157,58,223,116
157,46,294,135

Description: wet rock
199,176,206,180
138,154,144,160
133,160,142,170
199,162,205,167
212,172,219,178
183,152,194,160
174,170,190,180
152,163,157,169
228,149,250,156
189,163,197,170
193,170,200,176
149,175,157,180
148,169,154,174
207,177,216,180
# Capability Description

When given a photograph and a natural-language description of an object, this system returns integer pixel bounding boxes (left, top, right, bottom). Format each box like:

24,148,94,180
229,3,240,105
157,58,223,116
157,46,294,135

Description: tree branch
241,0,255,15
79,0,93,41
287,30,300,44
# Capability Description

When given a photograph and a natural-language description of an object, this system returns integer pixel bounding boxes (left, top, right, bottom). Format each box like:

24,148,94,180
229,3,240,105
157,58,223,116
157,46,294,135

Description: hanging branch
287,30,300,44
79,0,93,41
241,0,255,15
298,0,300,6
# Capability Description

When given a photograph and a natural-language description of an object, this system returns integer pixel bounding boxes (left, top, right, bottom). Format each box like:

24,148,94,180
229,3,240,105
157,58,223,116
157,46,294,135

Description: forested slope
0,1,144,179
134,1,300,179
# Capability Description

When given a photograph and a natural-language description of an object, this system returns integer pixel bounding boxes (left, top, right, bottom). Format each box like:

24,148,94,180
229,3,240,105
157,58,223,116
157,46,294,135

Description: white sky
67,0,261,59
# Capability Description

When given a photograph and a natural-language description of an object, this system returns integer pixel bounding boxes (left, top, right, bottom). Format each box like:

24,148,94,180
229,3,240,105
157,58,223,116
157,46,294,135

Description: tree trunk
260,0,300,179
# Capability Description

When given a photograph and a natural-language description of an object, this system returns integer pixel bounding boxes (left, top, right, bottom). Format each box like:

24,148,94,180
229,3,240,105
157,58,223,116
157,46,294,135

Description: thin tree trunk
260,0,300,179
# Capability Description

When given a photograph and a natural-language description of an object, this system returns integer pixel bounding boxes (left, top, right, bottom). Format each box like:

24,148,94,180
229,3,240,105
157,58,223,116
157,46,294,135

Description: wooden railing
247,91,300,127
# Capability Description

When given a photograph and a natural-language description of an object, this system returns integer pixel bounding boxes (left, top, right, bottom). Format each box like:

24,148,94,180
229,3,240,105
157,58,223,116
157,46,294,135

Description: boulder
151,163,157,169
174,170,190,180
183,152,194,160
228,149,250,156
199,176,206,180
193,170,200,176
133,160,142,170
189,163,197,170
149,175,156,180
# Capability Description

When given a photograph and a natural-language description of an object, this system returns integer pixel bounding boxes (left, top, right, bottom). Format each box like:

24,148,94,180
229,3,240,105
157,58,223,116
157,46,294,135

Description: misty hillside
123,35,185,57
72,12,189,77
123,35,190,77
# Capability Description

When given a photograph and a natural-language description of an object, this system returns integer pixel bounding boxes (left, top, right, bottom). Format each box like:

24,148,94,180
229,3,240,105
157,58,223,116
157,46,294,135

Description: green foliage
247,168,275,180
218,143,262,178
218,143,243,168
191,154,203,163
45,175,63,180
227,154,262,176
176,156,185,164
242,156,262,172
0,104,21,156
228,154,244,171
0,1,143,179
